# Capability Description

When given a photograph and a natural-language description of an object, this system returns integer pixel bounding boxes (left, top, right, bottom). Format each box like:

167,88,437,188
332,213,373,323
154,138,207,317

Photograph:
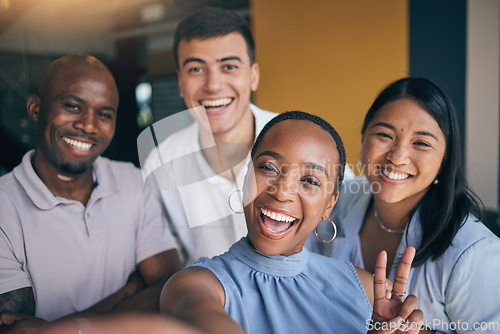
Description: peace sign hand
369,247,424,333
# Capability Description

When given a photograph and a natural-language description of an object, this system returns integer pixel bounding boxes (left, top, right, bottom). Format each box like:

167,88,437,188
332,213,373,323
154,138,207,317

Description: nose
204,70,223,93
386,142,410,165
267,175,298,202
74,111,97,134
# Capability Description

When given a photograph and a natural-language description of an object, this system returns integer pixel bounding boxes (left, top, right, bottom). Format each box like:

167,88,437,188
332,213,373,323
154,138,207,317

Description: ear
250,63,260,92
27,94,42,122
321,191,339,221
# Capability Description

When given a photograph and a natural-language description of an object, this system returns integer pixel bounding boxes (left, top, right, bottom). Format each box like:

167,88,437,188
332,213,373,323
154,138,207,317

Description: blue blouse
308,177,500,334
192,237,372,334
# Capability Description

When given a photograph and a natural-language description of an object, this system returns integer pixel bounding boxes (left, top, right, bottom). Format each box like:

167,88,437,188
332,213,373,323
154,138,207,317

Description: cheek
418,154,443,177
301,191,328,218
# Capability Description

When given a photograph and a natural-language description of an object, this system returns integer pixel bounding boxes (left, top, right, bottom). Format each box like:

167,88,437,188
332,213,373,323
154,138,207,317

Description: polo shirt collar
13,150,119,210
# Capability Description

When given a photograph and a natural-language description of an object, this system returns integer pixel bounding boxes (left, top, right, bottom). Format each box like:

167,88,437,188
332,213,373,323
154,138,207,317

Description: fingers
391,247,415,300
373,250,388,304
397,297,424,333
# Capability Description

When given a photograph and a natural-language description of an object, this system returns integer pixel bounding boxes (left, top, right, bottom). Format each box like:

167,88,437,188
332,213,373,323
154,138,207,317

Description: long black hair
362,77,483,265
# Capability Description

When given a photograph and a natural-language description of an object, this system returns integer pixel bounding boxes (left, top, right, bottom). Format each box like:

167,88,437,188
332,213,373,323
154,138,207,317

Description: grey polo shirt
0,150,177,321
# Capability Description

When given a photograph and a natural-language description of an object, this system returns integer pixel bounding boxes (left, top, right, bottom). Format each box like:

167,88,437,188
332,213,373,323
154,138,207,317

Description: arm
160,267,244,334
112,249,182,312
56,249,182,322
0,288,48,332
36,312,204,334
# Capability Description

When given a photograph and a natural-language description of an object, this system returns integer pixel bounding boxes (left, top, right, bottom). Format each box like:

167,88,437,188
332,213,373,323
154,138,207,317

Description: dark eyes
257,163,321,188
375,132,432,148
258,163,278,174
376,132,392,139
64,103,113,120
413,141,431,148
98,112,113,120
302,178,321,187
224,64,237,70
65,103,81,111
188,67,203,73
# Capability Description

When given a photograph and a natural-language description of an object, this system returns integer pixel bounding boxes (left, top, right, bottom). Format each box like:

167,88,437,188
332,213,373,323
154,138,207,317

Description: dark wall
104,38,144,167
409,0,467,157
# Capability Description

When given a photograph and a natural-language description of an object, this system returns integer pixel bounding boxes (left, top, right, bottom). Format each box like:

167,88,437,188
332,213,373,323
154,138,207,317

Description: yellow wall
251,0,408,173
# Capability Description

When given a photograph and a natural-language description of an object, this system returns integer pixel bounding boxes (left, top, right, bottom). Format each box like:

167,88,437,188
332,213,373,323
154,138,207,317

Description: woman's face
243,119,339,257
361,98,446,207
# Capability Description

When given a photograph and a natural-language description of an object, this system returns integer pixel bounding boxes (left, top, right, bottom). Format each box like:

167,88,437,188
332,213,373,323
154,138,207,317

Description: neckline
230,237,310,277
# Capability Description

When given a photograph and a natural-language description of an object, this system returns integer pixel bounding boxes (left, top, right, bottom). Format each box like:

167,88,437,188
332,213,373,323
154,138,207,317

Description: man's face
31,66,118,175
176,32,260,135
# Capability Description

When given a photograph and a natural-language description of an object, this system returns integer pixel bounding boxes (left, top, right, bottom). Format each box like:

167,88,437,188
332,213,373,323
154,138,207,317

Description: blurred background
0,0,498,232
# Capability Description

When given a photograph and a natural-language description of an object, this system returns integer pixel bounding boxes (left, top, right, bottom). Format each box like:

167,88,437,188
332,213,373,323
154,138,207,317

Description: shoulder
446,216,500,263
428,215,500,281
0,170,18,194
308,253,371,306
251,104,277,129
96,156,142,179
158,123,198,153
308,252,360,279
142,123,198,174
0,167,30,214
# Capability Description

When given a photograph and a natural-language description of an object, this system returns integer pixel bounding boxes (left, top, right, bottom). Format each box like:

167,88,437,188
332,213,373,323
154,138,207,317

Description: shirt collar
13,150,118,210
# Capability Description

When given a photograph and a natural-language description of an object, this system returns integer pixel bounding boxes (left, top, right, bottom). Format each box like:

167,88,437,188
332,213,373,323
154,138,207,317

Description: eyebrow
257,150,282,160
61,95,116,114
256,150,329,178
304,162,329,178
372,122,439,141
182,56,243,68
182,58,205,67
218,56,242,63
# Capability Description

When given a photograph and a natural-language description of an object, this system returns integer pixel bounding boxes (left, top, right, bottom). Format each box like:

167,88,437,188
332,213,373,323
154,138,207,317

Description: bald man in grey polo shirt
0,54,181,331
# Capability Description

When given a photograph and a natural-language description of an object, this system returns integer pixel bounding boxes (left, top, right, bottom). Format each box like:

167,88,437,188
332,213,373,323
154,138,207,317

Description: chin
59,161,89,174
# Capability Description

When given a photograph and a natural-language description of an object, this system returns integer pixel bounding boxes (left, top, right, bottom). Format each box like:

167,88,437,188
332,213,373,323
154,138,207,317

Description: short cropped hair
173,7,256,68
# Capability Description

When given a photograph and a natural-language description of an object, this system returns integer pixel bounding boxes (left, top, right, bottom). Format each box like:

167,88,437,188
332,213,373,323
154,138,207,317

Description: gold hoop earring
315,218,337,243
228,189,244,214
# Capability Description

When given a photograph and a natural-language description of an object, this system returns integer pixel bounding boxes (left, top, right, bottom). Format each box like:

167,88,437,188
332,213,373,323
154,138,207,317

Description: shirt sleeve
133,167,178,265
0,197,32,295
444,235,500,333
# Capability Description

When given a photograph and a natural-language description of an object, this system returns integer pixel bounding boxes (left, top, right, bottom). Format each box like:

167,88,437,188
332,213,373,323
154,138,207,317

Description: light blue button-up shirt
308,177,500,334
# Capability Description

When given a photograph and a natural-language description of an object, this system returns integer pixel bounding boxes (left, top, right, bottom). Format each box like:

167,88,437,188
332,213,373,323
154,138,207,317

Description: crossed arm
0,249,181,333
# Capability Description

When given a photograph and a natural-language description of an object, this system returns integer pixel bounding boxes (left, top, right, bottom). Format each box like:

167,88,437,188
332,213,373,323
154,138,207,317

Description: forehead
257,120,339,173
46,66,118,105
177,32,250,64
372,98,444,135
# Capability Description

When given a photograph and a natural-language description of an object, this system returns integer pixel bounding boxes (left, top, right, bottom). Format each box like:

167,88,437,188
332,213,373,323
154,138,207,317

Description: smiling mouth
381,167,411,181
200,97,233,109
260,208,298,236
62,137,93,151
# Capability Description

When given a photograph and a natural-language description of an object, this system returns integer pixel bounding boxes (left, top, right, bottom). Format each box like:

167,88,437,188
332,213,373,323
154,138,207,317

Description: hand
0,311,48,333
369,247,424,333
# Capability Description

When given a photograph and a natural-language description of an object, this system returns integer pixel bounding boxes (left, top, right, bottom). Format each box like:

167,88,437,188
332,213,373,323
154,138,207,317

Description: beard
59,161,88,174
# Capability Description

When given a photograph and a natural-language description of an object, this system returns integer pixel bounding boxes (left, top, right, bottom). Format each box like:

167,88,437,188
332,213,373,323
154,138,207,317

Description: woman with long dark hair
311,77,500,333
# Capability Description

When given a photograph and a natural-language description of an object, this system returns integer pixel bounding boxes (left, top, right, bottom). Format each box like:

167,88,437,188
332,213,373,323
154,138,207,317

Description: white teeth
200,98,232,108
63,137,92,151
260,208,295,223
382,168,410,180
